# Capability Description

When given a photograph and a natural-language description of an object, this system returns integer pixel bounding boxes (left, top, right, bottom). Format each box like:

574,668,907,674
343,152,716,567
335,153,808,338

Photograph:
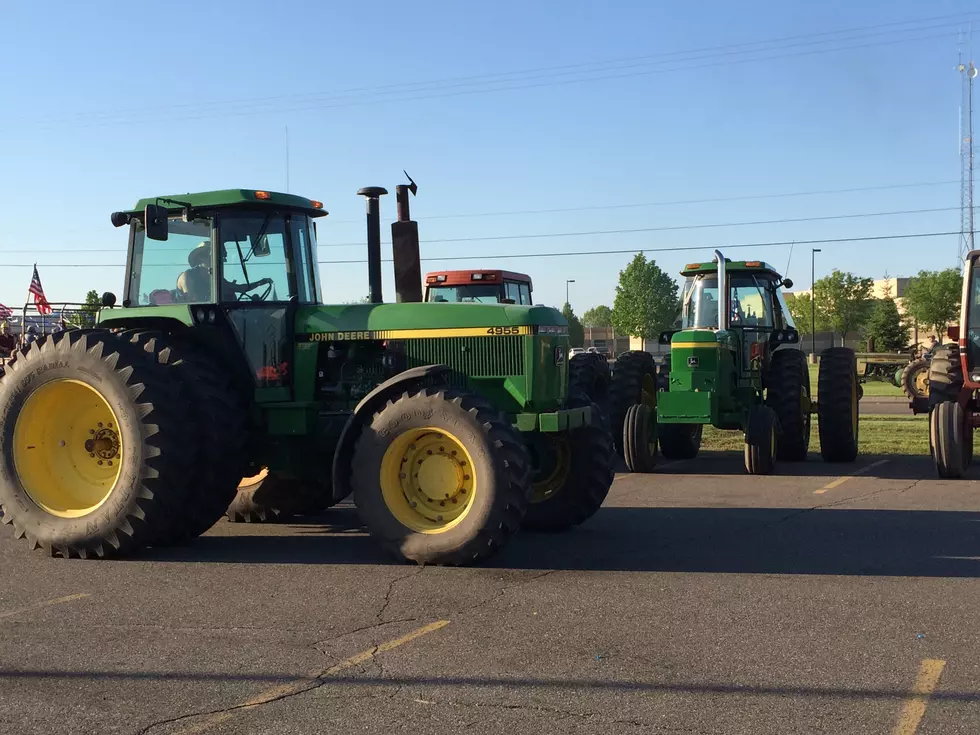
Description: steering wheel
237,279,274,302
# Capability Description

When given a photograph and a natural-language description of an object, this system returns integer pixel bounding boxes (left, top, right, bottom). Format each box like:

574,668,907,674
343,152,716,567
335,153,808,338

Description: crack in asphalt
406,695,706,732
376,567,425,623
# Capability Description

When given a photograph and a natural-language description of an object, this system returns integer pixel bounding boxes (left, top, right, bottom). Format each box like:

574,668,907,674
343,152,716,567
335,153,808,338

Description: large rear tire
122,332,248,540
817,347,859,462
623,403,658,473
0,331,194,558
523,397,615,532
351,387,530,565
928,346,963,407
930,400,970,479
901,357,931,400
609,351,658,452
569,353,610,419
765,349,811,461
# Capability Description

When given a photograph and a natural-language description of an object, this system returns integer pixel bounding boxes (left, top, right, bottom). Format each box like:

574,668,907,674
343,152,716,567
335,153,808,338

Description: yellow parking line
0,593,90,621
177,620,450,734
814,460,889,494
891,658,946,735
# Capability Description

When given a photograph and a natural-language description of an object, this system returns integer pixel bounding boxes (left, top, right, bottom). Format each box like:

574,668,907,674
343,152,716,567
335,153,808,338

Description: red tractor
927,250,980,477
424,269,533,305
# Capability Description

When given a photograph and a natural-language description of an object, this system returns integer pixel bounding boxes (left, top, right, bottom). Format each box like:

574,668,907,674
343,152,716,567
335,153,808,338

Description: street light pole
566,279,575,306
810,248,821,357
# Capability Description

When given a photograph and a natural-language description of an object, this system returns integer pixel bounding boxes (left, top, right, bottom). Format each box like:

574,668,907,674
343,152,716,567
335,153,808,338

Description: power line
19,21,980,130
320,205,964,248
330,180,961,224
26,12,976,127
1,204,965,254
321,231,961,265
3,230,960,267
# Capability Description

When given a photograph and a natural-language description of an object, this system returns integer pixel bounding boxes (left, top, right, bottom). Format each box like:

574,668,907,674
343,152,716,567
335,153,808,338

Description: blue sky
0,0,976,314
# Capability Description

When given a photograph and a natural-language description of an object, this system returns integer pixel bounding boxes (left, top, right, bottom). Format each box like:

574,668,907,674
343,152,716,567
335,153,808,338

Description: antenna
959,30,977,262
784,241,795,278
285,125,290,194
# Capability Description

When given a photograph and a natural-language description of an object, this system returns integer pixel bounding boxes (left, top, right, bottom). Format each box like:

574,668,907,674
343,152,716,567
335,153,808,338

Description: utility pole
811,248,821,357
566,279,575,306
959,53,977,262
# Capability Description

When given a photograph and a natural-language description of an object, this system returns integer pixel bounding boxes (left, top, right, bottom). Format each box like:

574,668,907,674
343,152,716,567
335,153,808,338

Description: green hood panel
296,303,566,335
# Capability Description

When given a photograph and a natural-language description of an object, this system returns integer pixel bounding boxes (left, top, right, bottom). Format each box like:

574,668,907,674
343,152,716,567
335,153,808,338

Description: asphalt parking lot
2,452,978,735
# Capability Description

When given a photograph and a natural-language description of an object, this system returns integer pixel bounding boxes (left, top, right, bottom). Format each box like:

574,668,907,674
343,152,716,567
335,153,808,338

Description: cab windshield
677,273,775,329
126,211,318,306
427,284,503,303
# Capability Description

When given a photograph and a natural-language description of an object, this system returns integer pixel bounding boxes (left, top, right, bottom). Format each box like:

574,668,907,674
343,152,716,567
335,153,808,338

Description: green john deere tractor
611,250,860,474
0,182,613,564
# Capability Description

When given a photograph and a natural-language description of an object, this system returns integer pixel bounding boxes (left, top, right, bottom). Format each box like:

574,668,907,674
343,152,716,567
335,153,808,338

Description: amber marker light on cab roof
254,191,271,199
685,263,701,269
744,261,761,267
310,200,323,209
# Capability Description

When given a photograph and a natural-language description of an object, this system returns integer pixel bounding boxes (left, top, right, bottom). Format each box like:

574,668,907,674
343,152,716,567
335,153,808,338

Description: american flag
28,265,52,315
0,303,11,319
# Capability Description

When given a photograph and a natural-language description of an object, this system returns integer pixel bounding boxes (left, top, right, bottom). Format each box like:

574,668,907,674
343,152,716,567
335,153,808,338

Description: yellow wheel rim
530,435,572,503
380,427,477,534
13,379,123,518
914,368,929,397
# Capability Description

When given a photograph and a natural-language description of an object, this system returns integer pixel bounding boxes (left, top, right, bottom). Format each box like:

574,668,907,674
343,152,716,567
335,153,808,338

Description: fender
330,364,452,502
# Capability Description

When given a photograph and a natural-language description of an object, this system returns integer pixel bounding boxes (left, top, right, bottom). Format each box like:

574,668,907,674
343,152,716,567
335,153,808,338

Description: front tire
623,403,658,473
351,387,530,565
930,401,970,479
569,353,611,419
744,405,777,475
658,423,703,460
928,346,963,407
522,402,614,532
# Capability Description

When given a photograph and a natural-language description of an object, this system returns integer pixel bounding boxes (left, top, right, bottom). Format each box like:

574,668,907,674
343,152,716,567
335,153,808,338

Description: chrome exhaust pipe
713,249,727,330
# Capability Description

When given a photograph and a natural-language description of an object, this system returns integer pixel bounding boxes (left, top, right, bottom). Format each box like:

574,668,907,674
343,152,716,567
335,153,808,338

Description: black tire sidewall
0,336,154,548
352,391,513,559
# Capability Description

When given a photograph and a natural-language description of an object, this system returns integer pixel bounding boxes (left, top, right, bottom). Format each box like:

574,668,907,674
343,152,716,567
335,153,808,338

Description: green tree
901,268,961,336
813,270,874,346
582,305,613,327
611,253,679,339
345,295,372,304
78,289,101,328
864,297,909,351
783,292,830,335
562,302,585,347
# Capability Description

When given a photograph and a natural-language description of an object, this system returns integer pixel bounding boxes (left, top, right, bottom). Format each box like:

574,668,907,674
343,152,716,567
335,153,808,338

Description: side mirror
144,204,169,241
101,292,117,308
252,235,272,257
782,278,794,289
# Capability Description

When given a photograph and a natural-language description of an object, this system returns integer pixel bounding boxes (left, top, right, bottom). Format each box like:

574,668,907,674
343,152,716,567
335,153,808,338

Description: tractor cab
959,250,980,385
667,253,798,385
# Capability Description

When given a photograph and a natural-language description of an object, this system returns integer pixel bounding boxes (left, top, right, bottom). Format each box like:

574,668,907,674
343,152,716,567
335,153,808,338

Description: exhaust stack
391,172,422,303
357,186,388,304
713,249,727,330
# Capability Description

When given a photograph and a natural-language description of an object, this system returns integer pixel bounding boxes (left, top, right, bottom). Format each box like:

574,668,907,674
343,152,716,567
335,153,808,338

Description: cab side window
504,281,521,303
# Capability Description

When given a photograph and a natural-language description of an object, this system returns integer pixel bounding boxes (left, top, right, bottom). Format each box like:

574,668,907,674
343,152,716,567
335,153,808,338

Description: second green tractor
610,251,860,474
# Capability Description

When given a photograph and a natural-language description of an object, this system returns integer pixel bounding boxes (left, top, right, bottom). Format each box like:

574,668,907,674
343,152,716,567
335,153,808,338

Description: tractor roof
128,189,328,217
680,259,782,278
